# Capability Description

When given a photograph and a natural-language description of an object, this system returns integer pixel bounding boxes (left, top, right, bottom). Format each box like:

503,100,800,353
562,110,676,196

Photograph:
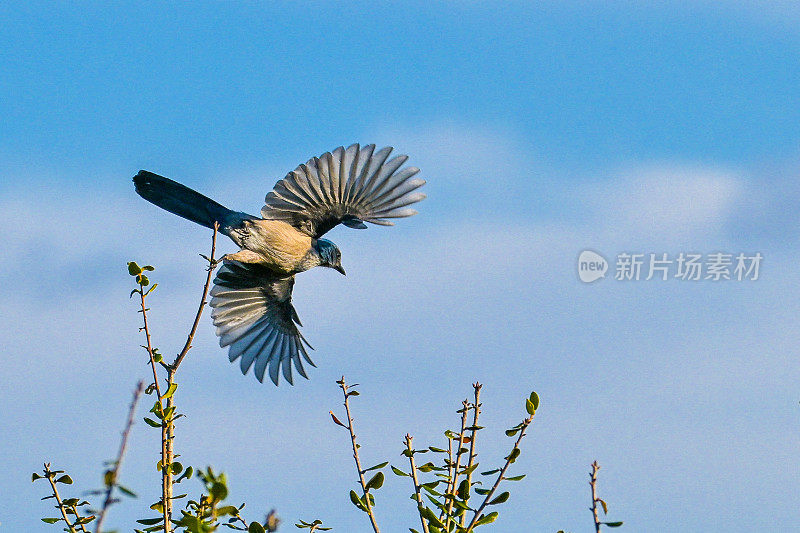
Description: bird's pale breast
243,219,313,273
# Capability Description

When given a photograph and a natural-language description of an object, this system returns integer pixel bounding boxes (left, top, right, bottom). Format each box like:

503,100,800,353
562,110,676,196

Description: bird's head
315,238,346,275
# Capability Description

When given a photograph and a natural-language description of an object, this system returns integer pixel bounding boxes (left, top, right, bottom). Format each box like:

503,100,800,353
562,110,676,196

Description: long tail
133,170,238,230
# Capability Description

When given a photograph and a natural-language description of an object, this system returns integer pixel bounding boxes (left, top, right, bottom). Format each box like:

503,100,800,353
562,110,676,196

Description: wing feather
261,143,426,238
210,262,313,385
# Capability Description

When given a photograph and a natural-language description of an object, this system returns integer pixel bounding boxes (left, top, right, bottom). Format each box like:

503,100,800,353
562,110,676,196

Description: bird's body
133,143,425,385
227,218,317,275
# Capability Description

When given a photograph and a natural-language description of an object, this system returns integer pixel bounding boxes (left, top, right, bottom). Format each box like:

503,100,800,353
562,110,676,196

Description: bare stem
44,463,77,533
94,381,144,533
443,399,470,527
460,383,482,528
464,415,534,532
156,225,218,532
590,461,602,533
338,377,381,533
139,287,162,399
70,503,89,533
404,435,431,533
171,222,218,372
162,374,175,532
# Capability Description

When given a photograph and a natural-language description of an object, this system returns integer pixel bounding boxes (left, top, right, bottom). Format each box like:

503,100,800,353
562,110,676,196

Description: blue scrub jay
133,144,425,385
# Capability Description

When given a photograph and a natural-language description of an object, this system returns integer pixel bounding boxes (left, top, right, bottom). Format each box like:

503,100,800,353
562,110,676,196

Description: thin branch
137,273,169,532
460,382,482,527
69,502,89,533
464,414,534,532
443,399,470,527
44,463,77,533
161,378,174,533
404,434,430,533
158,224,218,532
590,461,602,533
171,221,218,372
338,377,381,533
139,284,162,399
94,381,144,533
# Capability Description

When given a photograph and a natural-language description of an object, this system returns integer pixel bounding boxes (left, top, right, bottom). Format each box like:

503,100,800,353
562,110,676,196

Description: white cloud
584,163,746,247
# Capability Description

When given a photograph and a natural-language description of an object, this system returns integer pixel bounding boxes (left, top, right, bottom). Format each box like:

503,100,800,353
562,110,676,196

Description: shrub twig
162,223,218,532
590,461,601,533
404,434,431,533
443,399,470,528
463,414,534,531
43,463,78,533
337,377,381,533
94,380,144,533
459,382,482,528
171,221,218,372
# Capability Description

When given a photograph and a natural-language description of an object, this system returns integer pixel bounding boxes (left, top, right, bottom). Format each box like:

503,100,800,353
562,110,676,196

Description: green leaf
32,472,43,481
248,522,266,533
41,518,61,524
217,505,239,517
128,262,142,275
365,471,384,491
170,462,183,475
175,466,194,483
505,428,520,437
505,474,526,481
391,466,409,477
481,469,500,476
162,383,178,400
529,391,540,411
418,462,435,472
507,447,521,463
599,498,608,514
210,481,228,501
349,490,366,512
525,398,535,416
364,461,388,472
474,511,499,525
604,522,624,528
143,417,161,427
488,491,509,505
457,479,470,500
142,265,155,271
420,507,444,528
56,475,73,484
461,464,479,476
136,518,163,525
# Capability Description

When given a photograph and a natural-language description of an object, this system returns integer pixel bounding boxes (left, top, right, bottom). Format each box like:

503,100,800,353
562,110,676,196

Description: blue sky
2,2,799,532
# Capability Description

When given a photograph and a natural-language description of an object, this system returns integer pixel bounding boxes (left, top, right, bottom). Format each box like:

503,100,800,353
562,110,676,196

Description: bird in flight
133,144,426,385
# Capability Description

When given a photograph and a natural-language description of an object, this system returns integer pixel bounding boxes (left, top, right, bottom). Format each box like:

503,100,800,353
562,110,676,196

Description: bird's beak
334,264,346,276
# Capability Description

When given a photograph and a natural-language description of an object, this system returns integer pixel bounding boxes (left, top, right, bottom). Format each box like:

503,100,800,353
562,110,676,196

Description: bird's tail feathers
133,170,238,230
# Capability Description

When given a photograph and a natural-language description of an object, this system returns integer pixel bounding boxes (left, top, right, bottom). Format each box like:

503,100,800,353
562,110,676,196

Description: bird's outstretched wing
261,144,426,238
210,261,314,385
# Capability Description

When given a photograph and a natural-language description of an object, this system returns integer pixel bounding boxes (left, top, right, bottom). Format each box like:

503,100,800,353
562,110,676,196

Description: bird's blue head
315,238,345,275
